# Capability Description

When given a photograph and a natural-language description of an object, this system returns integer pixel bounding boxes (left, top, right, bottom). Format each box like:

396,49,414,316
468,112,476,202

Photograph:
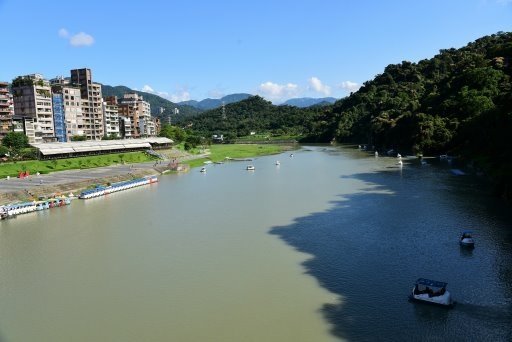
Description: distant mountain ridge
100,84,203,119
179,93,252,110
100,84,337,117
281,97,337,107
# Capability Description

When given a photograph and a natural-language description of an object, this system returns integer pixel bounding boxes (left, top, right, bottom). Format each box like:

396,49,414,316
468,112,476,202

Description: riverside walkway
0,149,209,205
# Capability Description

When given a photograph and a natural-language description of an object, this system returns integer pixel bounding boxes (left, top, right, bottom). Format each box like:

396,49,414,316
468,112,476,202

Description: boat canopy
415,278,447,289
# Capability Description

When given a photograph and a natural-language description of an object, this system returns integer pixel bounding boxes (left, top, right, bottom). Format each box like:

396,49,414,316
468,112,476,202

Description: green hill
182,95,326,139
101,85,203,120
179,93,252,110
182,32,512,199
320,32,512,198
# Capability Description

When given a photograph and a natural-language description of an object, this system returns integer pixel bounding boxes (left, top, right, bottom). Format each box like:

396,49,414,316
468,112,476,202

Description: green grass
236,134,300,142
0,152,157,178
187,144,289,168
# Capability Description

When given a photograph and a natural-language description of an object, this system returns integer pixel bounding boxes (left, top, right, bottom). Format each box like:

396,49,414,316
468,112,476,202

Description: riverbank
0,144,294,206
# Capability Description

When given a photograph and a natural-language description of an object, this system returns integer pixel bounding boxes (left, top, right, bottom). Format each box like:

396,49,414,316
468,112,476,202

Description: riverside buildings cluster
0,68,160,144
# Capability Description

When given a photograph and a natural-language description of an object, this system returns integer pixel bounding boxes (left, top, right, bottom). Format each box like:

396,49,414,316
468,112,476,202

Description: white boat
246,165,255,171
460,231,475,248
200,167,207,173
289,153,294,158
275,161,280,166
410,278,454,307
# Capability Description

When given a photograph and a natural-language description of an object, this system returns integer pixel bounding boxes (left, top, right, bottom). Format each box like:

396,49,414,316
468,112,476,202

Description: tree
159,124,187,143
0,144,8,157
71,135,87,141
2,132,28,158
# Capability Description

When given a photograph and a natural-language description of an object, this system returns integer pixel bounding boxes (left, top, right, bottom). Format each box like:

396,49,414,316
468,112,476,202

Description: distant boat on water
246,165,255,171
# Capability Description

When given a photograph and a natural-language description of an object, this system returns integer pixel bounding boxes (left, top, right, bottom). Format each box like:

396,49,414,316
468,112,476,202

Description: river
0,146,511,341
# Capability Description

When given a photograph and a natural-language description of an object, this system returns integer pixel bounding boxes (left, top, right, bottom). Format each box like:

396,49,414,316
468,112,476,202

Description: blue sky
0,0,511,103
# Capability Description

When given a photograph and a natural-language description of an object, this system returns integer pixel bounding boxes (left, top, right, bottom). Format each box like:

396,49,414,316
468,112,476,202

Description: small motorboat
289,153,294,158
200,167,207,173
410,278,454,307
246,165,255,171
460,231,475,248
275,161,280,166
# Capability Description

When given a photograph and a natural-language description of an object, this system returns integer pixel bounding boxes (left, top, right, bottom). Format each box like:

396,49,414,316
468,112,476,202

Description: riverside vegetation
175,32,512,199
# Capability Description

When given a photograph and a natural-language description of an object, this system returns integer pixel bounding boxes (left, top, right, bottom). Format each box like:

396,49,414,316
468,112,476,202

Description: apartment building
50,77,84,142
70,68,103,140
102,96,120,138
0,81,14,140
118,115,133,139
118,92,155,138
11,74,55,143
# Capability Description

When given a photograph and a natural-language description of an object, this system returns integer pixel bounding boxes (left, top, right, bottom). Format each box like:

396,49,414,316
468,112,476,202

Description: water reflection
459,246,474,258
270,146,512,341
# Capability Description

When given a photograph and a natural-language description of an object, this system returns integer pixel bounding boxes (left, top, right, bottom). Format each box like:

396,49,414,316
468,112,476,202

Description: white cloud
339,81,361,93
58,28,69,38
69,32,95,47
308,77,331,96
169,91,191,103
257,81,299,101
142,84,190,103
142,85,154,92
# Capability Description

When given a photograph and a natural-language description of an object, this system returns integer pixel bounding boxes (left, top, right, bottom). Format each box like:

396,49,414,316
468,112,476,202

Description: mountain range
281,97,337,107
101,84,338,118
100,85,203,119
178,93,252,110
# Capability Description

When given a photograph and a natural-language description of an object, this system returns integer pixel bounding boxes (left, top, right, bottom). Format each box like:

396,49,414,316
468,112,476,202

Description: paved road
0,162,159,194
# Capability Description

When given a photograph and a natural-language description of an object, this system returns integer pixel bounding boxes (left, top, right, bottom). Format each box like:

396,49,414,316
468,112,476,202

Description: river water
0,146,511,341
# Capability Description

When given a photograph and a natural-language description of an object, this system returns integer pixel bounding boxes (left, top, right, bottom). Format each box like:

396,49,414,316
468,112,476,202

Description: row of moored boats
1,197,71,220
78,176,158,199
1,176,158,220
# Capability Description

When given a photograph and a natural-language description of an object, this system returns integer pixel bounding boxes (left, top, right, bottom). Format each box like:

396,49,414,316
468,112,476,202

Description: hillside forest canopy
177,32,512,198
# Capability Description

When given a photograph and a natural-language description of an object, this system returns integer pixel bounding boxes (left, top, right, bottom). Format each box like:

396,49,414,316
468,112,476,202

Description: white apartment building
11,74,55,143
70,68,103,140
102,99,120,138
50,77,85,141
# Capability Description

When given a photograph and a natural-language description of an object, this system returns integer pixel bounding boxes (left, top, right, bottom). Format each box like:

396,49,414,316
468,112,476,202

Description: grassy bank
0,152,156,178
187,144,292,168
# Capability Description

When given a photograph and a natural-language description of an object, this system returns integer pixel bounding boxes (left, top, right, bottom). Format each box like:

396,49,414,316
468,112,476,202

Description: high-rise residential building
0,81,14,140
118,92,155,138
70,68,103,140
118,116,133,139
50,76,84,142
102,97,120,138
11,74,55,143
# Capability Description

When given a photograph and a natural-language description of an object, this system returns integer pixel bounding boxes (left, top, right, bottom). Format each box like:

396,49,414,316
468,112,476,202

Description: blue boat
460,231,475,248
410,278,454,307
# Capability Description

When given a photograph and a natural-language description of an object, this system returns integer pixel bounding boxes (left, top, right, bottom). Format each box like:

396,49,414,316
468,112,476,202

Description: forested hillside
183,32,512,198
101,85,203,119
322,32,511,197
183,95,327,139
